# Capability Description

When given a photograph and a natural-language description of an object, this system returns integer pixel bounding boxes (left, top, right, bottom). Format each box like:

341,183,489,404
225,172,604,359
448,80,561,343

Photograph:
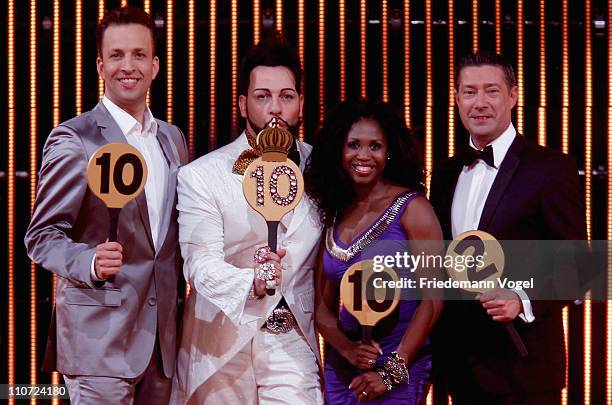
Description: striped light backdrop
3,2,610,404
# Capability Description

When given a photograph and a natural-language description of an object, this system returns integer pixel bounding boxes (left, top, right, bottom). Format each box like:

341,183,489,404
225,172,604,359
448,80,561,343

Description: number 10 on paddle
87,143,148,243
242,119,304,296
340,260,401,344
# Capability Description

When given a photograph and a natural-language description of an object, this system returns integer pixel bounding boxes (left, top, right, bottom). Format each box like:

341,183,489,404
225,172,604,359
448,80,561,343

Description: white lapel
283,140,317,240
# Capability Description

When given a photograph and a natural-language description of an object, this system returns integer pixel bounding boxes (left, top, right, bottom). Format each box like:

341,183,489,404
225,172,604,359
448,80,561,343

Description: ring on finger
360,391,368,398
367,359,375,366
253,246,272,264
265,279,277,289
256,262,276,281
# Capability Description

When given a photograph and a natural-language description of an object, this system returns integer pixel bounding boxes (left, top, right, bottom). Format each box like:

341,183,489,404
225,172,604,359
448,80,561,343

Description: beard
245,110,302,165
246,113,300,138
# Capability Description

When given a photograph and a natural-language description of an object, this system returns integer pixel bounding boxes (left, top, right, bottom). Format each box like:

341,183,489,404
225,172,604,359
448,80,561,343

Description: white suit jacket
174,133,322,401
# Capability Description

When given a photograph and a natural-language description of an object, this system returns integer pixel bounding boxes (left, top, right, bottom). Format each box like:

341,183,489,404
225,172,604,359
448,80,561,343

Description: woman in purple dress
305,100,444,404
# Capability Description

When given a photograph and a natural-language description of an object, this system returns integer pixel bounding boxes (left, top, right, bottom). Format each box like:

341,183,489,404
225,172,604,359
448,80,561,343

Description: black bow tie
462,145,495,168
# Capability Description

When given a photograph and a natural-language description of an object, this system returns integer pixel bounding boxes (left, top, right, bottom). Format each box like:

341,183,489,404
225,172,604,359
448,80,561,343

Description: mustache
265,116,290,128
247,116,299,137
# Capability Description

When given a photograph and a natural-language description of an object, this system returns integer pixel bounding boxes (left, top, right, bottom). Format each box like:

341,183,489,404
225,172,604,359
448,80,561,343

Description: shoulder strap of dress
393,191,420,220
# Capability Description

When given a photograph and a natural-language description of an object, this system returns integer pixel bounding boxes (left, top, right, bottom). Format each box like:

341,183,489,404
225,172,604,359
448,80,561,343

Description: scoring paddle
87,142,148,280
339,260,401,345
446,230,528,357
242,118,304,295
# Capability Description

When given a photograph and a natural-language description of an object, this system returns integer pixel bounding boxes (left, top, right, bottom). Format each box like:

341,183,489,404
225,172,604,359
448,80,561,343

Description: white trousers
188,326,322,405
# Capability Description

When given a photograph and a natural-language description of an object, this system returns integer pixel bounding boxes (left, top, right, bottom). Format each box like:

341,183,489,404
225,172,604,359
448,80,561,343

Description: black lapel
437,157,464,239
478,135,525,231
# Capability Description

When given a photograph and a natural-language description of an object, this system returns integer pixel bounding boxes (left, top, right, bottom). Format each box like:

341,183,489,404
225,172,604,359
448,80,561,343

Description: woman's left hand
349,371,388,402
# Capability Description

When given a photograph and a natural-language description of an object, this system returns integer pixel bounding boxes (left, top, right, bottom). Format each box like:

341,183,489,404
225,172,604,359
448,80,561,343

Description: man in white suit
172,32,323,404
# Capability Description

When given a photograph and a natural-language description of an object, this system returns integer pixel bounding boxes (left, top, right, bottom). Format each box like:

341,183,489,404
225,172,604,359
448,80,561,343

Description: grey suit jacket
25,102,189,378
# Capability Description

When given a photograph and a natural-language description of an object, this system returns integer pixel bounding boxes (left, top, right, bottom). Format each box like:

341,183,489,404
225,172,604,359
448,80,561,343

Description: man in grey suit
25,7,188,404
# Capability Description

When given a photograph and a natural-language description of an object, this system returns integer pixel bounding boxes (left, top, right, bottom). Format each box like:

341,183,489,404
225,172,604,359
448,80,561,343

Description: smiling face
456,65,517,148
96,23,159,120
342,118,388,187
238,65,303,136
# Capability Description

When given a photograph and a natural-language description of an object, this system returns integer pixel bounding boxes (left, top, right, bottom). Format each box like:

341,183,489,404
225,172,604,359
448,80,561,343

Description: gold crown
257,117,294,162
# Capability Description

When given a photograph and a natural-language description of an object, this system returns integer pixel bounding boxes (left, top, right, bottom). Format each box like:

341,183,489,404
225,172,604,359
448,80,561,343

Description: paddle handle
108,207,120,242
105,207,121,283
504,322,528,357
266,221,280,296
361,325,373,345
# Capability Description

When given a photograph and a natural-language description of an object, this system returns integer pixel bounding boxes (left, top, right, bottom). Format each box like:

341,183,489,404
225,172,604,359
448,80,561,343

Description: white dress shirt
102,96,168,249
91,97,168,280
451,123,534,322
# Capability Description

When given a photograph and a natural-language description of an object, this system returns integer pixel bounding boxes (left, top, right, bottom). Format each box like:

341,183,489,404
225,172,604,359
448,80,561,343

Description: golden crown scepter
242,117,304,295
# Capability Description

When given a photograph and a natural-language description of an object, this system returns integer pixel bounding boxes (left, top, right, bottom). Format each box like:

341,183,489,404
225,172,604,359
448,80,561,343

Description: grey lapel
154,122,179,252
93,102,127,144
93,102,155,251
478,136,524,231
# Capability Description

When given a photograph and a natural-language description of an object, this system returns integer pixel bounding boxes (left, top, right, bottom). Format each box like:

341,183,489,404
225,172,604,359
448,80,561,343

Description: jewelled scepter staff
242,117,304,295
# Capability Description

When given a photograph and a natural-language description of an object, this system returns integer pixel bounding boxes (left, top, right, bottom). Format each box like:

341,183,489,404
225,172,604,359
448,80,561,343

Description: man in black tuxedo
429,52,586,404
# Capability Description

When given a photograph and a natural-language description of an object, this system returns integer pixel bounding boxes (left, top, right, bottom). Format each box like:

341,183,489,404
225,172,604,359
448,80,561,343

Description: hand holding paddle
243,118,304,295
87,142,147,281
446,230,528,357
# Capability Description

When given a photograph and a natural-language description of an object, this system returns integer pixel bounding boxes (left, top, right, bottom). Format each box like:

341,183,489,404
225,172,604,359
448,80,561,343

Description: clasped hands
344,340,388,402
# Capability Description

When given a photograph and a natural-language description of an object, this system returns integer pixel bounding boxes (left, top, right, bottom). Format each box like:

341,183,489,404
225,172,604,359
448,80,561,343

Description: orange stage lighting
339,0,346,101
516,0,524,135
448,0,455,157
424,0,433,194
404,1,411,127
538,0,547,146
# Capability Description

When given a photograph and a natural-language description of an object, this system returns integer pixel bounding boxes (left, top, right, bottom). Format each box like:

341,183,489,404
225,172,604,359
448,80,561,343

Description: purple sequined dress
322,191,431,404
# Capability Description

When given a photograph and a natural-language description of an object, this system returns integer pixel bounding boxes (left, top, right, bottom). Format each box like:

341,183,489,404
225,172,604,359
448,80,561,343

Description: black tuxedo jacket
429,134,586,395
